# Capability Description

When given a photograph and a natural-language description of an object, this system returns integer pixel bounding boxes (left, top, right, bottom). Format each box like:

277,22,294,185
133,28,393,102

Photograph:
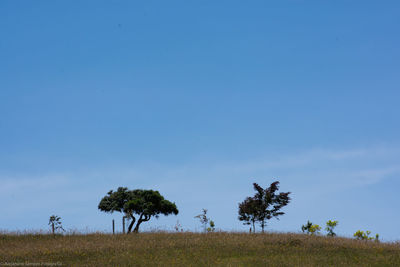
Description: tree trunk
127,215,136,234
252,221,255,233
261,220,265,233
133,214,143,233
133,214,151,233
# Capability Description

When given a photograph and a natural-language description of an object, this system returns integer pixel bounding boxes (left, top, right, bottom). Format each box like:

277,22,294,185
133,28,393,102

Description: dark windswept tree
238,181,291,233
253,181,291,233
98,187,178,233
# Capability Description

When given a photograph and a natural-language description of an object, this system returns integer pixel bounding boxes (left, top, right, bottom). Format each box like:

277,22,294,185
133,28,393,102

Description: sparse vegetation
302,220,339,237
354,230,379,241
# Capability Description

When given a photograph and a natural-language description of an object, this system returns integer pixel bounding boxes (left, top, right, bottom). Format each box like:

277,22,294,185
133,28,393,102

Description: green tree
239,181,291,233
98,187,178,233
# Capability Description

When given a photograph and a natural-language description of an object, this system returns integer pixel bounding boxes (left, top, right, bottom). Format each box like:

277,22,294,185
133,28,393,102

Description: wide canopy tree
98,187,178,233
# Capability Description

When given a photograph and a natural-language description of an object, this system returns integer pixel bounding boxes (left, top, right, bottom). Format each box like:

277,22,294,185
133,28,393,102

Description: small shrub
325,220,338,237
301,220,313,234
309,224,321,235
301,221,320,235
207,220,215,232
354,230,379,241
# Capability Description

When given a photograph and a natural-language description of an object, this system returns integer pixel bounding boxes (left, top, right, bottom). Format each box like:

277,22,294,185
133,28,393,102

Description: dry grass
1,232,400,266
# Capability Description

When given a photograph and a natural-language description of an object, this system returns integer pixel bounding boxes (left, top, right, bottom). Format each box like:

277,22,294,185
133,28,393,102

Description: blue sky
1,1,400,240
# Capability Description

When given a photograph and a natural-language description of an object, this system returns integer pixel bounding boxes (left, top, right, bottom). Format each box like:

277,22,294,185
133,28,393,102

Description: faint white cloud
1,145,398,195
0,174,70,195
350,167,400,186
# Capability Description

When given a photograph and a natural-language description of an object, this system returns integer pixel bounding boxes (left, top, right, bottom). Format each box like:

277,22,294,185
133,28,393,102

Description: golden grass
1,232,400,266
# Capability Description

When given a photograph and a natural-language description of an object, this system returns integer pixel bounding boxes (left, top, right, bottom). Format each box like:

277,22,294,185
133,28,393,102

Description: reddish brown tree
239,181,291,233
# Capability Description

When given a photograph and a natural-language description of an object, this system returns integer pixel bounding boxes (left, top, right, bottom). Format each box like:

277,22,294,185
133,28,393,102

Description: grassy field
1,232,400,266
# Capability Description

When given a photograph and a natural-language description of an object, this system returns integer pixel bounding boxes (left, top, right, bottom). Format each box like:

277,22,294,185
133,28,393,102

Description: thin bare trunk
127,215,136,234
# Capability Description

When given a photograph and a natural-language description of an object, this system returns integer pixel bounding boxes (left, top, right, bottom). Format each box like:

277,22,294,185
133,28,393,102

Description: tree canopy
238,181,291,233
98,187,178,233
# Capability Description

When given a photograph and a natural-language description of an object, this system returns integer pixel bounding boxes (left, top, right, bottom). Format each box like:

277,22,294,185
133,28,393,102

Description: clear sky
1,1,400,240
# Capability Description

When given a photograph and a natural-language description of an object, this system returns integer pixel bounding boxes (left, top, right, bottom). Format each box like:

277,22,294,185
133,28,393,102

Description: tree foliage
238,181,291,233
98,187,178,233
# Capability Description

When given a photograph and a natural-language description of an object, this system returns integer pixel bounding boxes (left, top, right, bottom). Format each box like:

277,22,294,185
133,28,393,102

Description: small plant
353,230,379,241
301,220,313,234
207,220,216,232
301,221,320,235
195,209,215,233
48,215,65,234
195,209,209,232
325,220,338,237
309,224,321,235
